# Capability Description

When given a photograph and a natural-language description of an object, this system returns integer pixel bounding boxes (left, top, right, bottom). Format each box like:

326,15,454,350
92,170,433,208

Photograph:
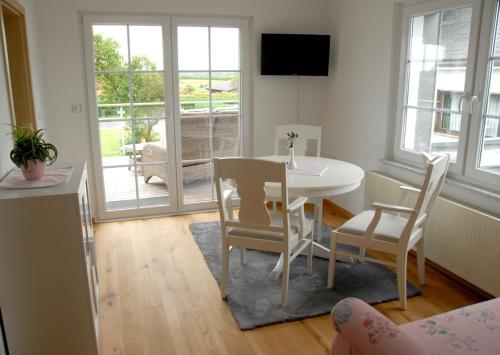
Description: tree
183,84,196,95
93,34,125,72
93,34,163,145
93,34,128,105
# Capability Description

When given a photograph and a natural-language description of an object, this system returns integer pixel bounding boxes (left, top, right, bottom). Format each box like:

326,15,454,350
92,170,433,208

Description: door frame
0,0,36,129
82,14,250,220
83,14,179,220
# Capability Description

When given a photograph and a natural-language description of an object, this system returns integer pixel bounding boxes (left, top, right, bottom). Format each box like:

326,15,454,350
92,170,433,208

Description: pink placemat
0,166,73,189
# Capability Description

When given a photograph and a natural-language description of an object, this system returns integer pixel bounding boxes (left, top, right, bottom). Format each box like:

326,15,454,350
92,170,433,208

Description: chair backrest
274,124,321,156
180,114,239,161
413,153,450,226
214,158,290,234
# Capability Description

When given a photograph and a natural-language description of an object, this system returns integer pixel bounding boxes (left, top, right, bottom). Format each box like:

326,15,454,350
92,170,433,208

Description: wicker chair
142,113,239,185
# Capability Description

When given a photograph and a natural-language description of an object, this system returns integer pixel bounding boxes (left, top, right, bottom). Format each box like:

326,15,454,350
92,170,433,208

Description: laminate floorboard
95,206,484,354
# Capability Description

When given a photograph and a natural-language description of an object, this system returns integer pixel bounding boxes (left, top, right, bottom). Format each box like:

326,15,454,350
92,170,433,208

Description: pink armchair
331,297,500,355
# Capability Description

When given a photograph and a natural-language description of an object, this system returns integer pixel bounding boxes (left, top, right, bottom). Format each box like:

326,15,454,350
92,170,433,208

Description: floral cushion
331,298,426,355
331,297,500,355
401,298,500,355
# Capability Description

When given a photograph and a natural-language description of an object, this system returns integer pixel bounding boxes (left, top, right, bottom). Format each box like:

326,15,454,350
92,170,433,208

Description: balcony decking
103,166,214,210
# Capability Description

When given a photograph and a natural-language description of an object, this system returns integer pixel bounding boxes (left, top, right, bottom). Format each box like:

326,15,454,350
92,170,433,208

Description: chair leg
327,233,337,288
314,200,324,242
240,247,246,265
306,234,313,274
221,241,230,299
396,253,408,310
417,238,425,285
281,252,290,308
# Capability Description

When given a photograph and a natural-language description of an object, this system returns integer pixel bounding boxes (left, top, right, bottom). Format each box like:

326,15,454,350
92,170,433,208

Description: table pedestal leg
271,254,284,280
312,241,329,258
271,243,354,279
270,197,354,279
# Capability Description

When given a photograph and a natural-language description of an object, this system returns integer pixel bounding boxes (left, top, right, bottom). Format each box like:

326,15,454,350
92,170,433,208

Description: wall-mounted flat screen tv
261,33,330,76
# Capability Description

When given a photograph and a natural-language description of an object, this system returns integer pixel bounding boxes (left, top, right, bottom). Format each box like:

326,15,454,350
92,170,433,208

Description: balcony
98,102,240,210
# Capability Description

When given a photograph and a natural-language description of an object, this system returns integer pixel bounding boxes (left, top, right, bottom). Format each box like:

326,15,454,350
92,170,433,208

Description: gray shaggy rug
189,220,421,330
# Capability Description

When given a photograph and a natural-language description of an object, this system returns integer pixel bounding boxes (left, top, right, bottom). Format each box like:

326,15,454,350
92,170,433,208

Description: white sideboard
0,162,99,355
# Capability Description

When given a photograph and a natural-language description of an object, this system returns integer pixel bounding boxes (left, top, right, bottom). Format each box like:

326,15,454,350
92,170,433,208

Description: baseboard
408,250,493,301
323,199,354,219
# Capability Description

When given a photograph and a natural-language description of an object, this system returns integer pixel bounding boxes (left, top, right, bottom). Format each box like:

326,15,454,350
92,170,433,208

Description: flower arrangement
286,131,299,169
287,131,299,149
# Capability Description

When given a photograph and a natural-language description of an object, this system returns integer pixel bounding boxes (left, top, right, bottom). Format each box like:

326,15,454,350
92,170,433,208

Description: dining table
258,155,365,278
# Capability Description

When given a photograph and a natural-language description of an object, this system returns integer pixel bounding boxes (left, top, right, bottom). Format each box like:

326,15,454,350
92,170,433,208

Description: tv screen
261,33,330,76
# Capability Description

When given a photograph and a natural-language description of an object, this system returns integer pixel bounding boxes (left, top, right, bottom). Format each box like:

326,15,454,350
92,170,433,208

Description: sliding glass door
172,19,245,209
83,16,248,219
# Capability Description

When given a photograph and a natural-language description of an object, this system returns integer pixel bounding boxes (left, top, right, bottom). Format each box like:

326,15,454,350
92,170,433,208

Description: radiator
365,172,500,297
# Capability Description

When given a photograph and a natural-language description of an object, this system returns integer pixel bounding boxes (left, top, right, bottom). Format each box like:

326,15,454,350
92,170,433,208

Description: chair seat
337,210,409,243
228,213,313,242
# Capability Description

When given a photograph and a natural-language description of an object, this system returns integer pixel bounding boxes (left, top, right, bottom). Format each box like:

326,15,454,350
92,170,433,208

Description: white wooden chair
274,124,322,156
214,158,314,307
327,153,450,310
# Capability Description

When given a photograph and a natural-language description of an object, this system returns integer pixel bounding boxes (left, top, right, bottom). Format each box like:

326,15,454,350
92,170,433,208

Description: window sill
379,159,500,217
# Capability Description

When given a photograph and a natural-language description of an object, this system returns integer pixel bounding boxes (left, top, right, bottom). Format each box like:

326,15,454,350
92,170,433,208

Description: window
478,9,500,174
395,0,500,187
435,91,462,135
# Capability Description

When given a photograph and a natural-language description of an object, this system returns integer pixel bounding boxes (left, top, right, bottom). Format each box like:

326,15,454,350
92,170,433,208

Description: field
179,75,239,110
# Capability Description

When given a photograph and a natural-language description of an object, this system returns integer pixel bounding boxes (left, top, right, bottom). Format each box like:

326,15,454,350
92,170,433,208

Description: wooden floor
95,205,485,355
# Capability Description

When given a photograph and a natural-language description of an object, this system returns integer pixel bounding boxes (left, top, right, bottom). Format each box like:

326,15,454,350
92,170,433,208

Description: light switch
71,104,82,113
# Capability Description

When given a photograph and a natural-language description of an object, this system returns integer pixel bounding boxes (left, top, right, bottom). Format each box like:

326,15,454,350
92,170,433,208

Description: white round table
260,155,365,198
258,155,364,275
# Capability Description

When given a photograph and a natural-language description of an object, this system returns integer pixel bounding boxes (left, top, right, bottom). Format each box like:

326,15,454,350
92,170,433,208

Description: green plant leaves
8,125,58,169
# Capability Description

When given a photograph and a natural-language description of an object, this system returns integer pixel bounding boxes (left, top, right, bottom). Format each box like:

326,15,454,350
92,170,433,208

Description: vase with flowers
286,131,299,169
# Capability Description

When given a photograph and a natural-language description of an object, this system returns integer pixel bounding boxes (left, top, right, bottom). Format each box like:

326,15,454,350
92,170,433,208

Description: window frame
393,0,500,190
464,0,500,186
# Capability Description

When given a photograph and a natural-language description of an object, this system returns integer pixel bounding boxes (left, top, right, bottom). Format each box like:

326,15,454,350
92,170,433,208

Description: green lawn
100,128,124,157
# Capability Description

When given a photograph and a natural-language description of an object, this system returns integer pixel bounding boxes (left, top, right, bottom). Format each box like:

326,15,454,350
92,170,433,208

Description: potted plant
9,125,58,181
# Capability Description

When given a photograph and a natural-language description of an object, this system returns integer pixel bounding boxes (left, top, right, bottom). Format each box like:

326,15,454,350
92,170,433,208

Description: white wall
0,0,46,179
31,0,330,208
322,0,399,213
0,2,44,353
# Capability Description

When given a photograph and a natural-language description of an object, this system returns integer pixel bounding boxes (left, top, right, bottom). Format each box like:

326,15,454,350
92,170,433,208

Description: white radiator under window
365,172,500,296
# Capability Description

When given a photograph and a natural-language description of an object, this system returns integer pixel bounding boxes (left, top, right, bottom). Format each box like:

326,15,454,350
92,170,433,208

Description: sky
93,25,239,72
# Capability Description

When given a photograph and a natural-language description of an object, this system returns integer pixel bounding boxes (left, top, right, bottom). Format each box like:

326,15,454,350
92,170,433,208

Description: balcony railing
96,100,239,119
